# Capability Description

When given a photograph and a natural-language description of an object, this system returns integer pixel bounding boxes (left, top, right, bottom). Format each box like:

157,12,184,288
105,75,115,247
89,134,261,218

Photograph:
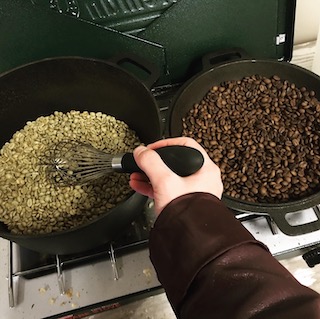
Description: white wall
294,0,320,44
312,21,320,74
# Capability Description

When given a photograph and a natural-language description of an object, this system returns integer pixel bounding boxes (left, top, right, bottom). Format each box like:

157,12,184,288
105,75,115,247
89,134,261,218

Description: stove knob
302,248,320,268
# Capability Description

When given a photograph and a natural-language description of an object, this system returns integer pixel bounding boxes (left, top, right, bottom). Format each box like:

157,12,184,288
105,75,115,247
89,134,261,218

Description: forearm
149,193,320,318
180,243,320,318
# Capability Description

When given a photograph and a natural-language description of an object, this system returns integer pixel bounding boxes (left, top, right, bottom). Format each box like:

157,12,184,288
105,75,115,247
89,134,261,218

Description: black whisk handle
121,146,204,177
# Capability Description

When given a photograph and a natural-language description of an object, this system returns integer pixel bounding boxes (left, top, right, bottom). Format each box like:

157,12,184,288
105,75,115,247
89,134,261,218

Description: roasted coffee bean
181,75,320,203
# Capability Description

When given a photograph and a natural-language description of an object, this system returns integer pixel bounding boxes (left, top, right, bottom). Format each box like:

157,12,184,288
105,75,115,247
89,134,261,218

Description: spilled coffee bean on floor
182,75,320,203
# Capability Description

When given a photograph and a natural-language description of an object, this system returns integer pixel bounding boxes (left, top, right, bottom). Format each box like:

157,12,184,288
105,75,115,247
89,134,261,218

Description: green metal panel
138,0,296,83
0,0,166,79
0,0,295,85
32,0,179,35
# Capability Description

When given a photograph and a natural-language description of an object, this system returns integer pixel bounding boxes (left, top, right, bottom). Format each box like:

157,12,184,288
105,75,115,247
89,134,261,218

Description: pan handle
268,205,320,236
108,53,160,89
201,48,251,71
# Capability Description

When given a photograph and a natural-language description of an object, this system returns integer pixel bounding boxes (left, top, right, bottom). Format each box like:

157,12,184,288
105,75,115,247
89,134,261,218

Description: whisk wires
43,141,114,185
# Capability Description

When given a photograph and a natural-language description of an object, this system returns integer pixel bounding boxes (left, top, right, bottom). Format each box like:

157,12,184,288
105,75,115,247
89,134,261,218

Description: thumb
133,145,173,184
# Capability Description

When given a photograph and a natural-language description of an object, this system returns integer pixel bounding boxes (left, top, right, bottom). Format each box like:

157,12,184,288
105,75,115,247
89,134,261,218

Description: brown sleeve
149,192,320,318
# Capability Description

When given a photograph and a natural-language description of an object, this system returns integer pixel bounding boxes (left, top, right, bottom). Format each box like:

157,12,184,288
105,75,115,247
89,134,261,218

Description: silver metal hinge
276,33,286,45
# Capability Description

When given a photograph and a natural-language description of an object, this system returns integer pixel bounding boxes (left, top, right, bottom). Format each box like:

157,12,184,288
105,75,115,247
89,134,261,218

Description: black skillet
0,55,162,254
168,49,320,236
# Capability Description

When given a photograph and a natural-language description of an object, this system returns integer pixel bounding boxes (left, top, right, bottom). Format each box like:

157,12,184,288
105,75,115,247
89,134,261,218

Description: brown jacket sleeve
149,192,320,319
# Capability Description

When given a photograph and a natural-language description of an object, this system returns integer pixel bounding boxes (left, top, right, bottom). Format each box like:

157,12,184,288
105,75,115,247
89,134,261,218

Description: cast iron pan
169,49,320,236
0,55,162,254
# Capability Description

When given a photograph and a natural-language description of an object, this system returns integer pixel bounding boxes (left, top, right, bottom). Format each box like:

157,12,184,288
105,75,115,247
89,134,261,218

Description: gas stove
1,1,320,318
0,67,319,319
1,68,320,319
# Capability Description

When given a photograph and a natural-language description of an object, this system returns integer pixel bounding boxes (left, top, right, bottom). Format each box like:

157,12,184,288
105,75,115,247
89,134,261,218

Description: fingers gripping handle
121,146,204,177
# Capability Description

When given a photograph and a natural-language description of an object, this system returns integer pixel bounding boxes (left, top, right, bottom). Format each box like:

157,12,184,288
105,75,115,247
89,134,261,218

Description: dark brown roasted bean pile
182,75,320,203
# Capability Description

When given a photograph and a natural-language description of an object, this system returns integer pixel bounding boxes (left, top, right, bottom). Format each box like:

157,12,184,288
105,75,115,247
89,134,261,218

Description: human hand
129,137,223,215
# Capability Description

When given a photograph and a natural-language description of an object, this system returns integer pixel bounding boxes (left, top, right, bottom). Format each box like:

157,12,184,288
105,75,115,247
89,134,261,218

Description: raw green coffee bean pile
0,110,140,234
182,75,320,203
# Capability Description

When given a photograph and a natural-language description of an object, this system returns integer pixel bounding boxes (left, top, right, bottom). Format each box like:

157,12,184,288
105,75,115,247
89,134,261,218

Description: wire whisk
44,140,205,186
